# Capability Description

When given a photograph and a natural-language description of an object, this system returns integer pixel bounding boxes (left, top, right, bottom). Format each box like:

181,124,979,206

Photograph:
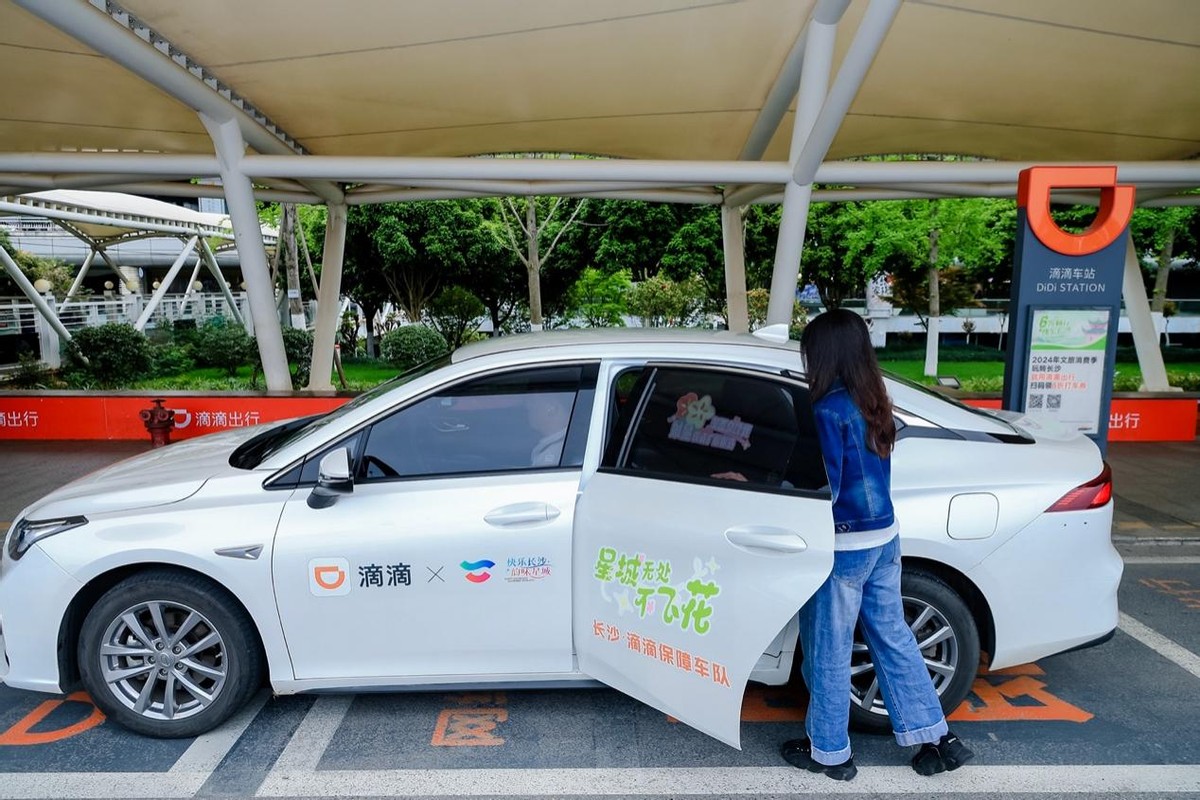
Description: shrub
63,323,151,388
4,351,54,389
282,327,314,387
193,318,258,376
380,324,448,370
1171,372,1200,391
149,344,196,377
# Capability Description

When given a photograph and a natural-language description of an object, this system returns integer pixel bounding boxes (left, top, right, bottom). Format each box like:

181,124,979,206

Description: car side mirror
307,447,354,509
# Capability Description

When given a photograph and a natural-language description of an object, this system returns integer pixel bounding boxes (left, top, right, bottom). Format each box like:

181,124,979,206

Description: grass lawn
126,361,402,391
883,360,1200,391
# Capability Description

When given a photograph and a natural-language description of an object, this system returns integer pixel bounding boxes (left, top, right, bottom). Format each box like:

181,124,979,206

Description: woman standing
781,309,974,781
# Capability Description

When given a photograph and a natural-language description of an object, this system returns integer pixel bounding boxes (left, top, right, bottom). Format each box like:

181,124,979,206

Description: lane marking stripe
254,765,1200,796
0,773,205,799
1123,556,1200,564
1119,612,1200,681
272,694,353,771
170,689,268,774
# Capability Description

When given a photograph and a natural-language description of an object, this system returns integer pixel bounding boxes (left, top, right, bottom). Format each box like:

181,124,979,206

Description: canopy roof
1,1,1196,164
0,189,274,245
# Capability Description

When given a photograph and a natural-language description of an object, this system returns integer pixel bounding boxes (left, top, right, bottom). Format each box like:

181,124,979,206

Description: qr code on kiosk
1029,394,1044,409
1047,394,1062,409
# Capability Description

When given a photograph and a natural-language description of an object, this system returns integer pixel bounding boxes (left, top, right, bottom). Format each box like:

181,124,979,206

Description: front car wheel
78,570,263,738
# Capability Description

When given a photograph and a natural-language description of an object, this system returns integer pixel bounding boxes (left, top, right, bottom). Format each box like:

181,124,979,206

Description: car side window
358,364,594,481
607,367,827,494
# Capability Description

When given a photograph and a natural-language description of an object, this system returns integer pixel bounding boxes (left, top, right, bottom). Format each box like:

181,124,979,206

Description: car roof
452,328,798,363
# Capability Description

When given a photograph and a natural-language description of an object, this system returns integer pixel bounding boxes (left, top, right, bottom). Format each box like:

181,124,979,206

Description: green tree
626,273,707,328
491,196,589,329
457,199,528,334
1130,206,1198,311
564,268,630,327
340,205,398,358
0,228,76,297
661,206,725,315
426,285,486,349
373,201,478,322
745,287,807,336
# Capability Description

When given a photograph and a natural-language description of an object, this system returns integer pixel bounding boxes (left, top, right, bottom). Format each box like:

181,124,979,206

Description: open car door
573,364,835,748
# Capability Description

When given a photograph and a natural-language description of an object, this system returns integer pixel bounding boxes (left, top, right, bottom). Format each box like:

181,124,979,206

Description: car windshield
883,369,1022,435
229,354,452,469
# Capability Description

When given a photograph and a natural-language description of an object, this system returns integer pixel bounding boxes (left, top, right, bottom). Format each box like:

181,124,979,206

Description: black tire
78,569,263,738
848,570,980,733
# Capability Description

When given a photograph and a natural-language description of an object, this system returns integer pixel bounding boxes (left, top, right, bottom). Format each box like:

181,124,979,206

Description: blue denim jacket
812,383,896,534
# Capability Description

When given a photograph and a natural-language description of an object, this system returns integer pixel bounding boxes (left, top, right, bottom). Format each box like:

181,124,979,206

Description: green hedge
380,325,449,371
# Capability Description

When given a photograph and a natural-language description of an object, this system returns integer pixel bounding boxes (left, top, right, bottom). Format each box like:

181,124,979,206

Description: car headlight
6,516,87,562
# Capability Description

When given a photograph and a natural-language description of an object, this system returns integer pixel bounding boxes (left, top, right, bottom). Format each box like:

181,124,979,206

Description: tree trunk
363,302,379,359
526,200,544,331
923,229,941,377
281,204,305,330
1151,230,1175,312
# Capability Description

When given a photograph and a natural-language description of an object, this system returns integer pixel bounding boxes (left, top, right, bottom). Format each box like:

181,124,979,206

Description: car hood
21,426,265,521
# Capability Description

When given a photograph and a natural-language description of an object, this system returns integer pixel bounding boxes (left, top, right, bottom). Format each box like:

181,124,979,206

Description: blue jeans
798,535,948,765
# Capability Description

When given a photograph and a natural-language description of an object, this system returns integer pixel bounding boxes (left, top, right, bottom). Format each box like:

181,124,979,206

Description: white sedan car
0,329,1122,745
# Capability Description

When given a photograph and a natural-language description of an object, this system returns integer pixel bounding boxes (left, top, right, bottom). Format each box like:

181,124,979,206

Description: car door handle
724,526,808,553
484,502,561,527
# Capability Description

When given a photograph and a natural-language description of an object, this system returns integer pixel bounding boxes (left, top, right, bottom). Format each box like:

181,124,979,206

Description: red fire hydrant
140,398,176,448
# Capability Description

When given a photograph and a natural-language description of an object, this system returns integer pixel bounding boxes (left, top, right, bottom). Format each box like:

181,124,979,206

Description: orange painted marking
981,662,1045,677
949,674,1092,723
444,692,507,707
0,691,106,745
740,686,806,722
1017,166,1134,256
1141,578,1200,609
430,709,508,746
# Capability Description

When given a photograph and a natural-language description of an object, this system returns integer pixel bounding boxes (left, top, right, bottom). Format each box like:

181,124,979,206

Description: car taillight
1046,463,1112,512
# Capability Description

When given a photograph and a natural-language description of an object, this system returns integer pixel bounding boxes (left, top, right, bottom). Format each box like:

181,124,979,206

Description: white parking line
0,773,207,799
0,691,267,799
255,764,1200,796
272,694,353,771
170,689,268,774
1123,556,1200,564
1119,612,1200,681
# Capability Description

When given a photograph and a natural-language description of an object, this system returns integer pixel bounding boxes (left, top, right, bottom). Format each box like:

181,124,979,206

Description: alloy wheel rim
99,600,227,721
849,595,959,717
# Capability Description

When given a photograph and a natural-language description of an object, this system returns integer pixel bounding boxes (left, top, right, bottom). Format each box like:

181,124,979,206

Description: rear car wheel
848,570,980,733
78,570,263,738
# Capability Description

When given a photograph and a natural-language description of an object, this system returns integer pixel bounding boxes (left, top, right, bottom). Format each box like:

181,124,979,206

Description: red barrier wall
0,395,348,441
0,393,1194,443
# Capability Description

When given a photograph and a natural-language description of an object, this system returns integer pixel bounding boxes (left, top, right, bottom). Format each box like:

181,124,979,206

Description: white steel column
721,206,750,333
790,0,903,186
134,235,198,330
201,113,291,390
307,204,348,391
59,248,97,312
1122,233,1174,391
199,236,246,326
0,242,73,344
765,3,841,326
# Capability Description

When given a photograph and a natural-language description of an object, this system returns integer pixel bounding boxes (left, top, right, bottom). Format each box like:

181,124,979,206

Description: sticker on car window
668,392,753,452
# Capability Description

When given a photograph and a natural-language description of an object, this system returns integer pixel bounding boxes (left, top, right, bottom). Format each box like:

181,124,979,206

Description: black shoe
780,738,858,781
911,731,974,775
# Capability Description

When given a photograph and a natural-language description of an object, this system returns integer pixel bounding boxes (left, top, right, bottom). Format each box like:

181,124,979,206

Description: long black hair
800,308,896,456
